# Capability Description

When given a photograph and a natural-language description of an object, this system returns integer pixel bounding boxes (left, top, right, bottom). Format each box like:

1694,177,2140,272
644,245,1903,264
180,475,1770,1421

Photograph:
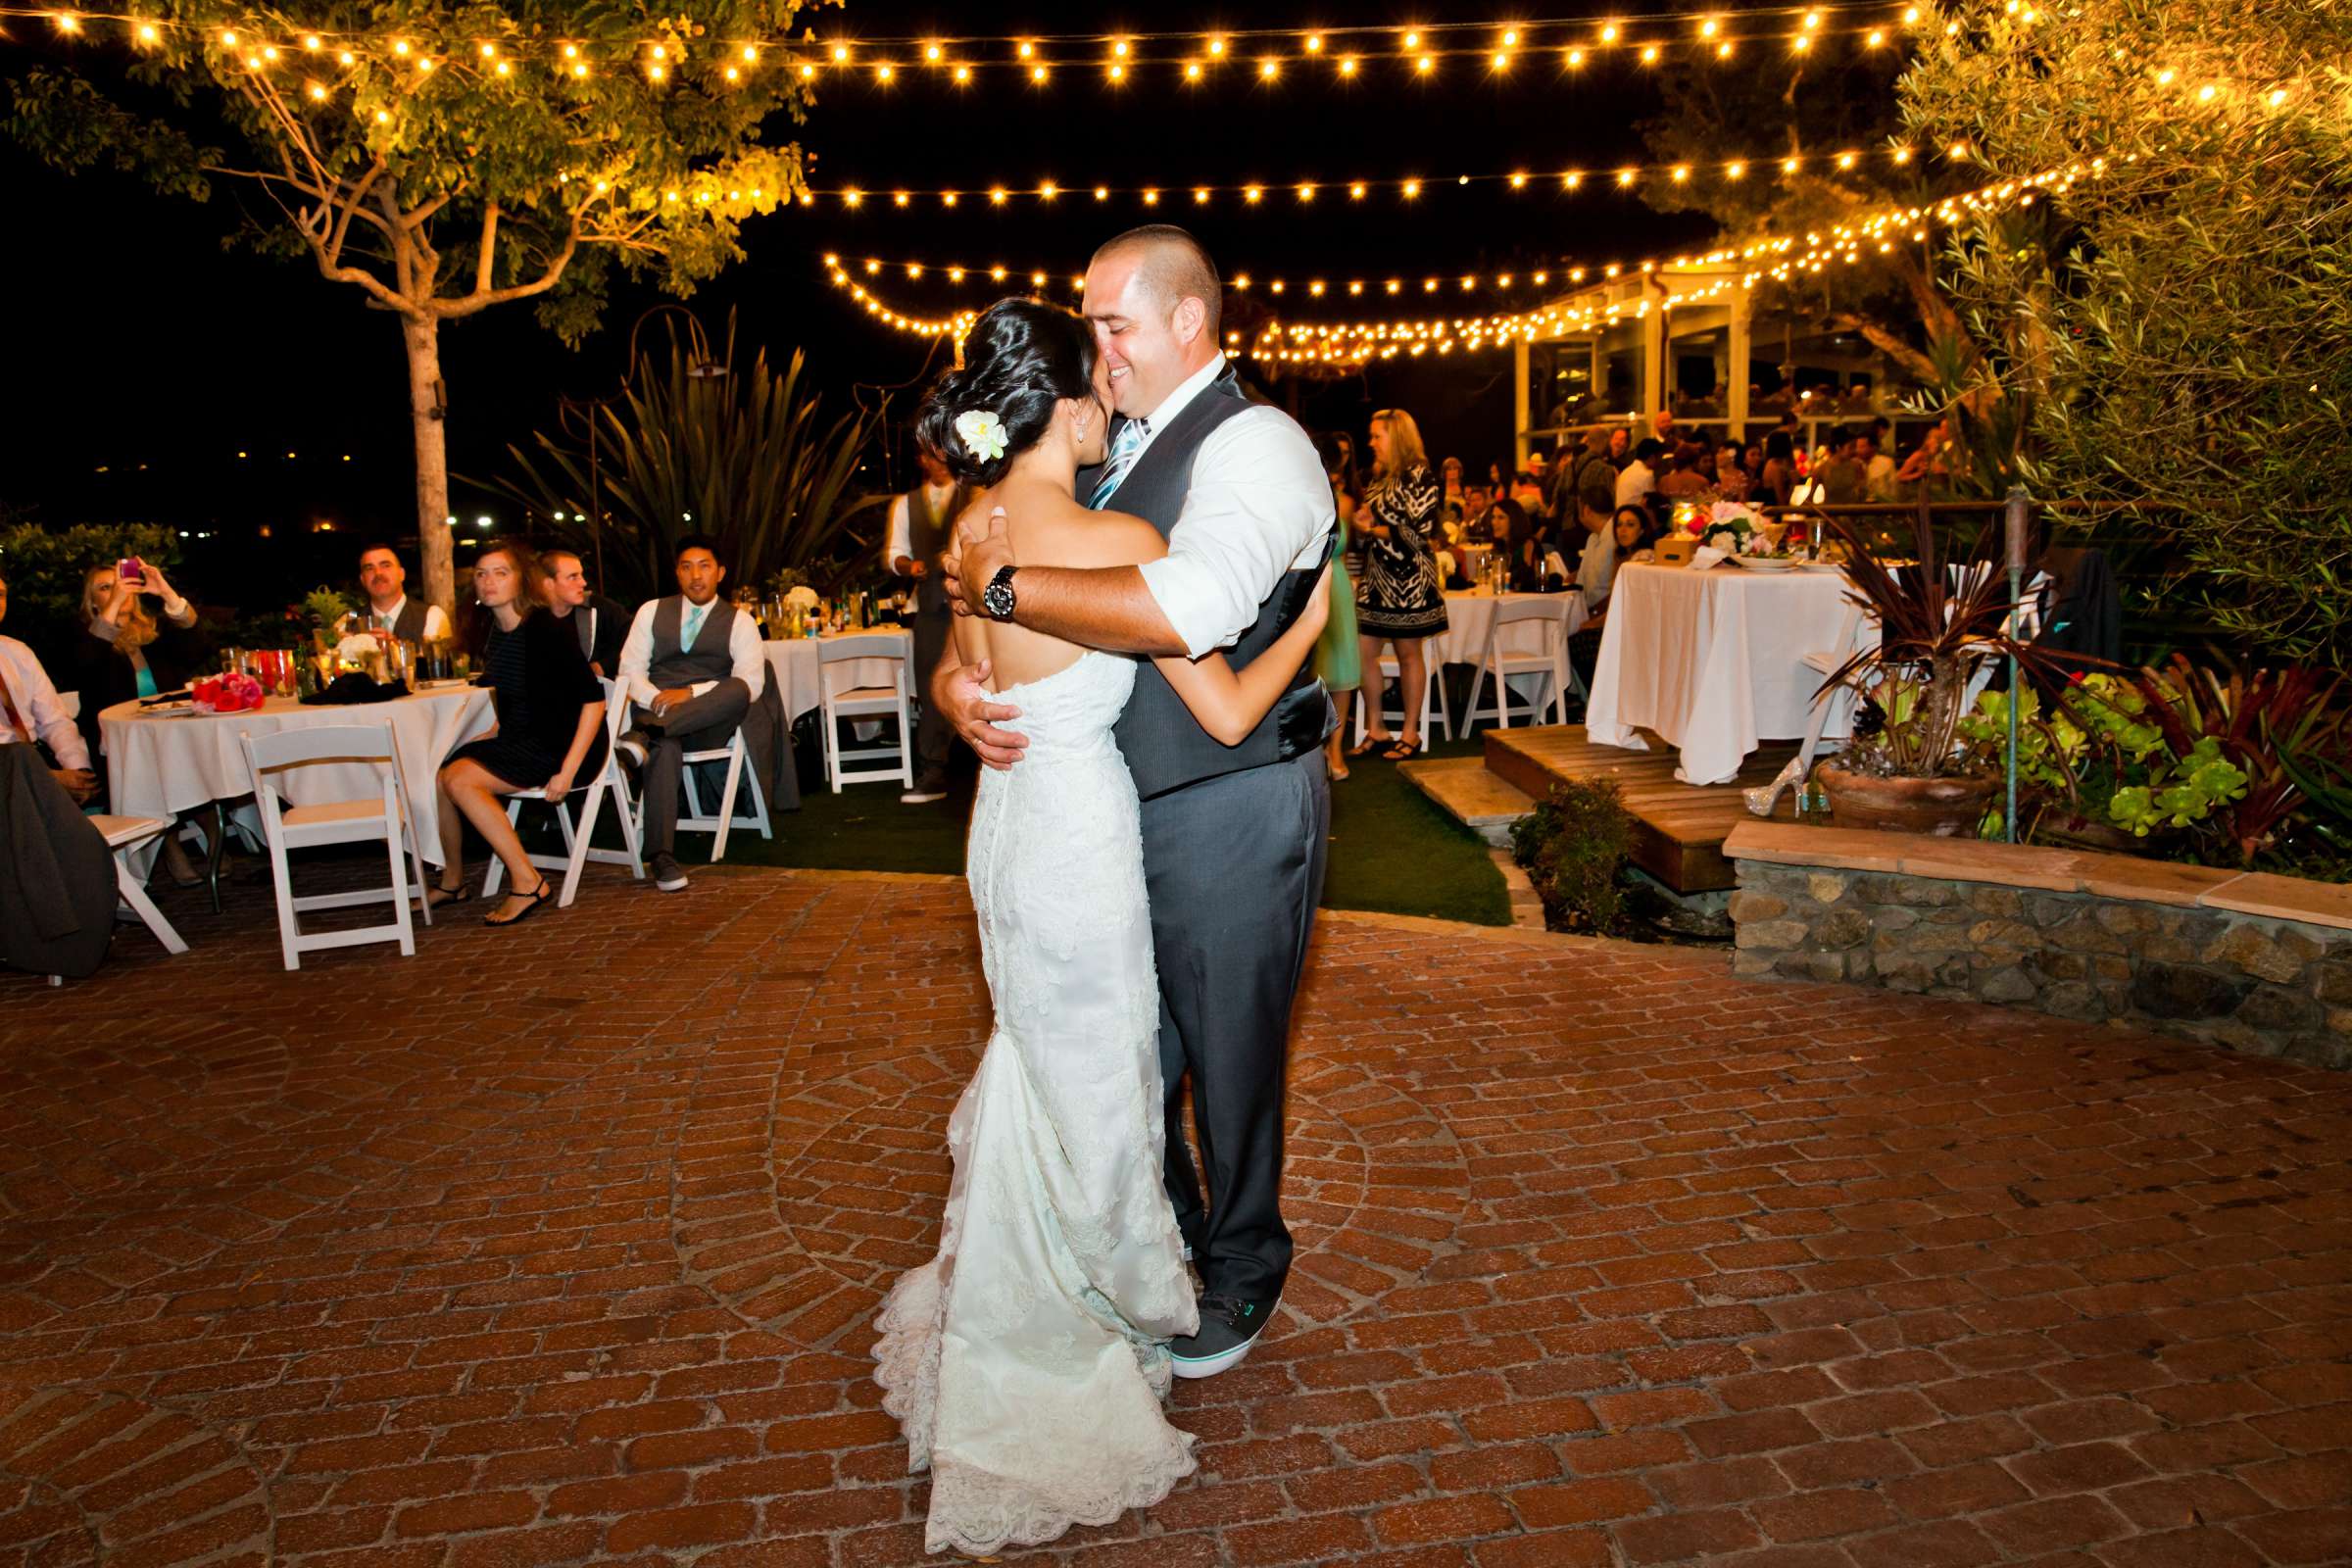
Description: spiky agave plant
1815,494,2083,779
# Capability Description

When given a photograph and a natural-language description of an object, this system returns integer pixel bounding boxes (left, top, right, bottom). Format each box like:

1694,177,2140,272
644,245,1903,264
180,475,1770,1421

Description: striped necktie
1088,417,1150,510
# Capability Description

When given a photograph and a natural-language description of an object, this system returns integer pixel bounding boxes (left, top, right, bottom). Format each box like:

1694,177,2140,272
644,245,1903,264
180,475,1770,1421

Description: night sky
0,2,1868,593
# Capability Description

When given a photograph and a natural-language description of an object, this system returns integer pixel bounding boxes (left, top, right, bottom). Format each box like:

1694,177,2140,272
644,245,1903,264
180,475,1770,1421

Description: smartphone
117,556,146,589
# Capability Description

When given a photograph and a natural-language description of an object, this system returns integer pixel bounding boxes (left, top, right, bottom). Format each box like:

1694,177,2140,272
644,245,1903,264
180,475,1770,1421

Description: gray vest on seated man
351,599,430,642
642,596,799,813
1101,370,1334,803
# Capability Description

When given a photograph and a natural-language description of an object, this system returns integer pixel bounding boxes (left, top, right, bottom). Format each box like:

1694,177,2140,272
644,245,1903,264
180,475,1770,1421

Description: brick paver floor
1,863,2347,1567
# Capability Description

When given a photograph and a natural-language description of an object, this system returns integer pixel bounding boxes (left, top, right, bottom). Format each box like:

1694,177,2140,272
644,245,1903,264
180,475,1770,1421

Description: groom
938,225,1335,1379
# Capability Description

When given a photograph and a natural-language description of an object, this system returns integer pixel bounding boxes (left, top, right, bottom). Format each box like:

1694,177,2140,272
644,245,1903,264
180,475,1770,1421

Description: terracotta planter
1816,763,1998,838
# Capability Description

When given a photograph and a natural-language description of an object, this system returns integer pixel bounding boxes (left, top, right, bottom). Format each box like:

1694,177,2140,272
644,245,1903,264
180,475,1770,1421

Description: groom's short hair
1092,224,1221,337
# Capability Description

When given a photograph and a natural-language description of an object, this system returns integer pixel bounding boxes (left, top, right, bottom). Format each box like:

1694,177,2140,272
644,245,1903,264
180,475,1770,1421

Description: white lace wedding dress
872,651,1200,1558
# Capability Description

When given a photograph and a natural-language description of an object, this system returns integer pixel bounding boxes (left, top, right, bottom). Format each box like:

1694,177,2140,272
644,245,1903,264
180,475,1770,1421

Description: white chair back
818,635,914,791
1464,597,1575,733
238,720,428,971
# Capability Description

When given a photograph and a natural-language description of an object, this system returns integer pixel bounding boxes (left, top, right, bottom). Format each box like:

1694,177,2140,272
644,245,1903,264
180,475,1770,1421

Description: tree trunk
402,313,455,616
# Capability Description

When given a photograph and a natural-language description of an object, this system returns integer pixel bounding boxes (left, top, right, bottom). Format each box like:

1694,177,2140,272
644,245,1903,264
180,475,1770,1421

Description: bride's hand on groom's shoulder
936,658,1029,771
942,507,1012,619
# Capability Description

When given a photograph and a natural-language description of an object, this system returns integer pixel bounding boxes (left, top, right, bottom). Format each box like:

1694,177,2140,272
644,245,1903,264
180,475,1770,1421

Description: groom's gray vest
1097,370,1333,802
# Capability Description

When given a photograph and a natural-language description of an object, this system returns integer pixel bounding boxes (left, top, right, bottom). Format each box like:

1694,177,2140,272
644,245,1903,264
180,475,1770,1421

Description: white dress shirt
1615,461,1656,508
617,597,766,710
0,634,90,770
884,483,959,573
360,595,453,641
1119,355,1336,661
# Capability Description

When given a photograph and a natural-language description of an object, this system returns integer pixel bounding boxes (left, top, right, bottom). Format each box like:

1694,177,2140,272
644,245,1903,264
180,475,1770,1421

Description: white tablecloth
1585,563,1855,784
1423,589,1589,666
100,685,493,869
763,629,913,720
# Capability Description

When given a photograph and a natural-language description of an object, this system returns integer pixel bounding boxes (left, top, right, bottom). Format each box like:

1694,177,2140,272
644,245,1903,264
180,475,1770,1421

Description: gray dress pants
1138,749,1330,1303
634,678,750,858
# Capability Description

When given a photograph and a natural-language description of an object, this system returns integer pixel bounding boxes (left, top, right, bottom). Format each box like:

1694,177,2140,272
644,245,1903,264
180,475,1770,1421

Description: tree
1636,33,1961,384
6,3,816,614
1898,0,2352,662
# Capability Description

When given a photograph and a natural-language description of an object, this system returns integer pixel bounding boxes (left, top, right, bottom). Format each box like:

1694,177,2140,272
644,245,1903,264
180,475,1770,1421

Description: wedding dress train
872,651,1200,1557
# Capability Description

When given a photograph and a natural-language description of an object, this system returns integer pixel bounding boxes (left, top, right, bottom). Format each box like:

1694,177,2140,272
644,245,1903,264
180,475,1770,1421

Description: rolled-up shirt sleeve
1135,408,1336,660
617,601,661,709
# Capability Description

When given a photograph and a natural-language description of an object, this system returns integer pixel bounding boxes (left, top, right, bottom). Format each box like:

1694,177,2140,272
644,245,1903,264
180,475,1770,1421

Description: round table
100,683,494,888
1584,562,1855,784
763,628,914,721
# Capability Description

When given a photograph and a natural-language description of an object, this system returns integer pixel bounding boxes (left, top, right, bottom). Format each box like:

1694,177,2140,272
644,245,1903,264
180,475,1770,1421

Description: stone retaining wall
1725,825,2352,1070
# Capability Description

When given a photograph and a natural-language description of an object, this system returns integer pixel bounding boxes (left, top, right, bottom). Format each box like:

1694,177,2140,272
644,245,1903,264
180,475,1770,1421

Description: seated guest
1615,439,1662,508
1713,445,1753,501
70,560,208,884
345,543,454,642
1658,446,1713,499
1570,477,1623,611
614,534,767,895
1509,468,1549,518
1460,482,1493,530
1439,456,1468,522
539,550,632,679
71,560,201,757
429,540,606,926
0,569,98,806
1497,500,1553,593
1862,420,1899,501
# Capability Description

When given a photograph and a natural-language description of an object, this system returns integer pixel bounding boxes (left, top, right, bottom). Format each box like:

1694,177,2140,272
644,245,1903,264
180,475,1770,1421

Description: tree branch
474,201,500,297
435,213,581,318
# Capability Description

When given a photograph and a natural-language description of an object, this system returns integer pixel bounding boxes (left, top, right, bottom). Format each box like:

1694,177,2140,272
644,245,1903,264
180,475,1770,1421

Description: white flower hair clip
954,409,1007,464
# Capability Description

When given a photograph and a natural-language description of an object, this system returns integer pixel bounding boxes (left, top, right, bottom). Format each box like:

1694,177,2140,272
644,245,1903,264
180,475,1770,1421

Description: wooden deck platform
1478,725,1801,894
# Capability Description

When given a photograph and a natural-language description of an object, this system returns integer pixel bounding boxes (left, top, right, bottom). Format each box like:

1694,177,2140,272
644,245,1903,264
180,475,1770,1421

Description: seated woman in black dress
430,539,606,925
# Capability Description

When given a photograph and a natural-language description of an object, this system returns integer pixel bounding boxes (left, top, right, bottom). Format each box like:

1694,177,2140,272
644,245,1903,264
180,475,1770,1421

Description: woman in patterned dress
1350,409,1447,760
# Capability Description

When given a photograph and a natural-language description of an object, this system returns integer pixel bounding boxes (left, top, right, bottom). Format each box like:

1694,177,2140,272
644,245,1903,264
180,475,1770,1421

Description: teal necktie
682,603,707,649
1089,418,1149,510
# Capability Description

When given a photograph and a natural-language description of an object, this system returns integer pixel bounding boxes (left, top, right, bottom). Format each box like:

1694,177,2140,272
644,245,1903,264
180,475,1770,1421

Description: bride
870,297,1332,1557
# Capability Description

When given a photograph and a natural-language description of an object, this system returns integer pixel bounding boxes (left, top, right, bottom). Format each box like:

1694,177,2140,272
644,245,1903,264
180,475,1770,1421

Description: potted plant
1812,504,2081,836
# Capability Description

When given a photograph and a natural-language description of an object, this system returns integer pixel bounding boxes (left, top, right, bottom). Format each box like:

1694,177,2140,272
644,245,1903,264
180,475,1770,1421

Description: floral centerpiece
1682,501,1769,555
191,671,267,714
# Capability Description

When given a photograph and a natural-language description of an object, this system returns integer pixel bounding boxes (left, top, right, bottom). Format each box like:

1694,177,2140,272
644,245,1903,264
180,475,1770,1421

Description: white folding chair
483,678,645,906
1353,650,1453,753
662,727,772,861
1462,598,1581,733
239,722,431,971
818,632,915,793
84,814,187,956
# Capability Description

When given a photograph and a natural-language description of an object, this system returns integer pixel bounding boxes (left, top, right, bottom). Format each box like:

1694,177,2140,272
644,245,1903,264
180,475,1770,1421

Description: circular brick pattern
0,1390,270,1564
682,1028,1471,1350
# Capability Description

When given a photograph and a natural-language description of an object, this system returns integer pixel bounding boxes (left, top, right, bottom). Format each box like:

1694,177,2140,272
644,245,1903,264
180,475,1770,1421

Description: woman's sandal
484,878,553,927
1379,739,1419,760
424,881,471,910
1347,735,1390,758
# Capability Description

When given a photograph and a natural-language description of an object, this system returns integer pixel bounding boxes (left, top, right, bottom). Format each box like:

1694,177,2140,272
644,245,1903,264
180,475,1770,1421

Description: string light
16,6,1923,84
799,144,1936,211
825,160,2120,364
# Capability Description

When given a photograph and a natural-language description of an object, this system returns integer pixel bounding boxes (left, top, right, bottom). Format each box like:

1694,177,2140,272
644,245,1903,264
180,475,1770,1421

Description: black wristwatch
981,564,1019,621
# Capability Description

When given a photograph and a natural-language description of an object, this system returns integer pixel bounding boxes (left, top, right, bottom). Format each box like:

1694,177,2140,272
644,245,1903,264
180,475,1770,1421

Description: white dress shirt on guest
1121,355,1336,662
0,634,90,770
1615,460,1656,508
359,595,453,641
884,482,959,573
616,598,767,710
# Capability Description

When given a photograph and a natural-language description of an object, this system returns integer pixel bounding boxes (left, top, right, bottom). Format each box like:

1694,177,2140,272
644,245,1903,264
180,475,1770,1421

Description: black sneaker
651,853,689,893
899,771,949,806
1170,1292,1277,1380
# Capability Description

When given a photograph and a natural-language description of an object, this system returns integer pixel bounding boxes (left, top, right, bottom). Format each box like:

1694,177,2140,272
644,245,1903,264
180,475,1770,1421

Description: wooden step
1396,758,1537,849
1484,725,1801,894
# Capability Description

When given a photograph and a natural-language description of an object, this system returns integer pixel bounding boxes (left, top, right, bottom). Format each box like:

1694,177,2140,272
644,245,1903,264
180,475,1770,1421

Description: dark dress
445,612,606,790
1354,462,1448,639
72,616,203,765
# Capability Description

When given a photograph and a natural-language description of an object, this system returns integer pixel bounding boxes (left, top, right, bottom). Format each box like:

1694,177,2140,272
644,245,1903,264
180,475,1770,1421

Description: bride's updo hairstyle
917,298,1098,487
